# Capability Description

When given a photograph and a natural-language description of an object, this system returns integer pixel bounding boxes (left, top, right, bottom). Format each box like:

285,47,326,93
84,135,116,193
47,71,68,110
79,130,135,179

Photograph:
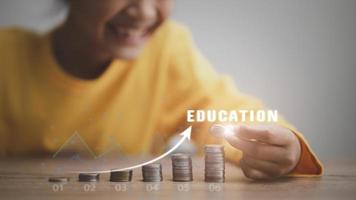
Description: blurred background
0,0,355,160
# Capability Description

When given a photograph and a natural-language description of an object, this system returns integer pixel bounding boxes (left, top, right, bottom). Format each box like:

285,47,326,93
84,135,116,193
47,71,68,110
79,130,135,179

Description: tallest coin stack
204,145,225,182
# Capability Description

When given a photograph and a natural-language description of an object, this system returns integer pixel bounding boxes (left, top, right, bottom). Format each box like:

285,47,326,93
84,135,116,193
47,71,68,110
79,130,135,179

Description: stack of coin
142,163,163,182
48,177,70,183
78,173,100,182
204,145,225,182
110,170,133,182
171,153,193,182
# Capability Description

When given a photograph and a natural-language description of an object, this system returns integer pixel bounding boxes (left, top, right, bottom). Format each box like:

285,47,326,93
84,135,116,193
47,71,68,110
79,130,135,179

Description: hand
224,124,301,179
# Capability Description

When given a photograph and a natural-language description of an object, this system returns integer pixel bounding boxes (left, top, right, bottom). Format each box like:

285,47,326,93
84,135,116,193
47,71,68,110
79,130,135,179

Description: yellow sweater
0,20,322,175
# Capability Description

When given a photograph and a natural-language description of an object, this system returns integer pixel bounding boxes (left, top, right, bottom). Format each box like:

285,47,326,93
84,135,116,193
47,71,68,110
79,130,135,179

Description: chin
111,45,144,60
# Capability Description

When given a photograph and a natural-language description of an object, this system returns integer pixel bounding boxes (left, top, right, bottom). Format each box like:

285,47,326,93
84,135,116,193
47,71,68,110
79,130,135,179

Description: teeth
127,29,143,37
115,26,146,37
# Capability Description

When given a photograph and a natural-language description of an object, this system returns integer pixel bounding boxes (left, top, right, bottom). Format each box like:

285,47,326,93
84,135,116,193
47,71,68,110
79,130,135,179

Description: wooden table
0,157,355,200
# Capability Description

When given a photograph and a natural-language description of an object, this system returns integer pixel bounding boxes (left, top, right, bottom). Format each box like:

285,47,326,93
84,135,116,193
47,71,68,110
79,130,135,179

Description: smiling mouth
108,23,152,46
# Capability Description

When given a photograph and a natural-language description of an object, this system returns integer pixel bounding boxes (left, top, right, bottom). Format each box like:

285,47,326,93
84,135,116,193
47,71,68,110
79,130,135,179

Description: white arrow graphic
74,126,192,174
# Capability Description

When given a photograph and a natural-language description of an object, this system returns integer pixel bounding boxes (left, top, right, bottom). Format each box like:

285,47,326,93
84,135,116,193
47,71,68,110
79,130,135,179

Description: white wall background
0,0,355,160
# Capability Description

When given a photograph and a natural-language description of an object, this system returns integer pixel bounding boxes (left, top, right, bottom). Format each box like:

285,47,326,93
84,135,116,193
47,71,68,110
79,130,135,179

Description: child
0,0,322,179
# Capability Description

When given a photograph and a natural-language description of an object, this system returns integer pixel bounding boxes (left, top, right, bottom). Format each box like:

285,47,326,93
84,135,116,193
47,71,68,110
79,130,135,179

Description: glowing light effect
223,125,235,137
210,124,235,138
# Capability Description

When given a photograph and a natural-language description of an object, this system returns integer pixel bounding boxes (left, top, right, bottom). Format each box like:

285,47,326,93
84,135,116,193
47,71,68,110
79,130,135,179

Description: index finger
233,124,293,146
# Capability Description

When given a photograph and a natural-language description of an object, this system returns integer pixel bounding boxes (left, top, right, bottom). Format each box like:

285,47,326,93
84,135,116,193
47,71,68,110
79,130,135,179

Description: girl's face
67,0,173,59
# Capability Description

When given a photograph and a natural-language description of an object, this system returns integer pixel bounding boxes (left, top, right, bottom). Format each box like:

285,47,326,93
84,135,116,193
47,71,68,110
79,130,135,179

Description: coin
171,153,193,182
209,124,228,138
78,173,100,182
205,145,224,153
205,177,225,183
142,163,163,182
204,145,225,183
110,170,133,182
48,177,69,183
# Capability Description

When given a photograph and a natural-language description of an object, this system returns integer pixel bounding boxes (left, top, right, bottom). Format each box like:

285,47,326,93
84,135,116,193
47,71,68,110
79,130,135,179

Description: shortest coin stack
48,176,69,183
142,163,163,182
110,170,133,182
79,173,100,182
204,144,225,183
171,153,193,182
